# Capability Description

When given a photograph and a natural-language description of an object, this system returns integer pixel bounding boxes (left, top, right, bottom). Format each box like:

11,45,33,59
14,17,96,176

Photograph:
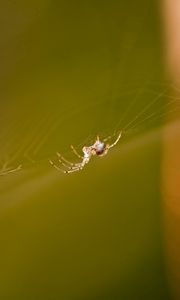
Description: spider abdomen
94,142,106,155
96,149,105,155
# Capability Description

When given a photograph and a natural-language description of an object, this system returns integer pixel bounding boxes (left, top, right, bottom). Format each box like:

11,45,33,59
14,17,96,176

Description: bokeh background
0,0,177,299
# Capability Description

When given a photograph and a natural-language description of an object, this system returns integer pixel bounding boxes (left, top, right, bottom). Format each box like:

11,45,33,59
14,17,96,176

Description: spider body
92,140,106,156
49,131,122,174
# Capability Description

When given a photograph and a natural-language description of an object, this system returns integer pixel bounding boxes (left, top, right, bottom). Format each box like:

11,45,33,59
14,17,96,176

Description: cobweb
0,78,180,177
0,3,178,300
0,0,180,178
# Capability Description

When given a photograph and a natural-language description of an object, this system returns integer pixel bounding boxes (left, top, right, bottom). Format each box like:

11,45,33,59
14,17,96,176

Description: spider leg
56,156,72,169
63,163,83,171
56,153,83,172
65,165,83,174
49,154,83,173
103,131,122,143
50,159,82,172
49,160,65,173
64,157,88,173
56,152,74,166
49,151,89,174
108,131,122,149
56,152,81,167
68,164,83,170
103,134,114,142
70,145,83,159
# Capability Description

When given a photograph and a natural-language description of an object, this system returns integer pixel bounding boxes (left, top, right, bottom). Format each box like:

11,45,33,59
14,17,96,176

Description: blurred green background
0,0,172,299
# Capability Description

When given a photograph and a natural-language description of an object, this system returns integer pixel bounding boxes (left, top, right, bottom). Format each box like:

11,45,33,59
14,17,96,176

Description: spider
49,131,122,174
